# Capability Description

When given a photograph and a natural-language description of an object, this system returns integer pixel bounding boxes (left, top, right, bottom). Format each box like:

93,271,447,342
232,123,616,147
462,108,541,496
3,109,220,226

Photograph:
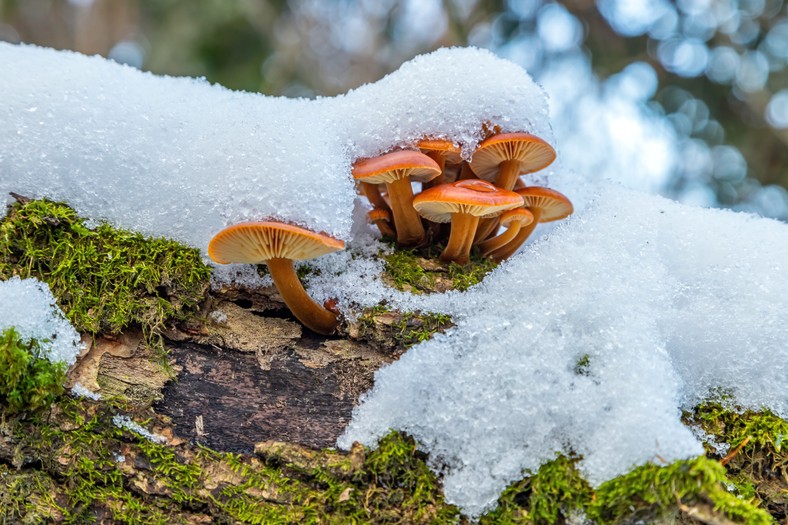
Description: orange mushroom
413,179,523,265
488,187,573,262
368,208,395,238
208,221,344,335
477,208,534,258
352,151,441,247
418,138,463,188
470,132,557,243
469,132,556,191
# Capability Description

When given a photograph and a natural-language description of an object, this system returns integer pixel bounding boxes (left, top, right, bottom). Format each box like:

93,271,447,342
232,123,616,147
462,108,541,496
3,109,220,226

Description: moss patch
1,398,460,524
383,247,497,294
685,401,788,520
0,327,66,414
0,198,211,347
354,305,453,352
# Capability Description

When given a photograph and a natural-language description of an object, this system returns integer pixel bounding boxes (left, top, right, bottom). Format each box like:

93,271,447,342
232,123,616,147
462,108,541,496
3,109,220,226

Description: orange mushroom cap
499,208,535,228
413,179,524,223
516,187,574,222
469,132,556,182
352,150,441,185
418,138,463,165
208,221,344,265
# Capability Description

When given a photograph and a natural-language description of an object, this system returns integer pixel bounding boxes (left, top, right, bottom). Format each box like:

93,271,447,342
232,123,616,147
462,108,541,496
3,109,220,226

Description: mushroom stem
362,182,391,213
423,152,447,189
458,162,476,180
441,213,479,265
490,207,543,262
478,221,523,258
473,217,500,245
386,176,425,246
496,159,521,191
267,257,338,335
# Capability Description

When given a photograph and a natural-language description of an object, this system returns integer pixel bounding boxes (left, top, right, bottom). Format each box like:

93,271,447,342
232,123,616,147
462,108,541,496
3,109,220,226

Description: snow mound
339,185,788,516
0,276,83,365
0,43,551,252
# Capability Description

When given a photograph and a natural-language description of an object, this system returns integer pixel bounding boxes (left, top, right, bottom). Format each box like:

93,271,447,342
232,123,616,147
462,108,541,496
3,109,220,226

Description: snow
2,42,788,517
112,414,168,444
0,276,83,365
0,43,551,250
337,185,788,515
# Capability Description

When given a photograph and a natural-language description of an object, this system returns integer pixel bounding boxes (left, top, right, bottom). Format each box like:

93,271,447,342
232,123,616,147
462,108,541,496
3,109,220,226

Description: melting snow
1,43,787,517
0,276,83,365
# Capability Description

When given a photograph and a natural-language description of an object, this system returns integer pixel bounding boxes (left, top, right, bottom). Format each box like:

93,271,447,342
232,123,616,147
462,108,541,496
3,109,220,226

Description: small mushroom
368,208,396,238
477,208,534,258
413,179,523,265
352,151,441,247
469,132,556,191
418,138,463,188
208,221,344,335
488,187,573,262
470,132,556,243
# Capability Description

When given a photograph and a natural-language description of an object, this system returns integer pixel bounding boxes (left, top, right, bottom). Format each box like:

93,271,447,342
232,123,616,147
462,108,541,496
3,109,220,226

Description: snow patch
0,276,83,365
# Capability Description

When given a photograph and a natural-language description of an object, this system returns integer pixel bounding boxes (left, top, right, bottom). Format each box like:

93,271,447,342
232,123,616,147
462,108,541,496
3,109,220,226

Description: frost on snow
2,42,788,517
0,276,83,365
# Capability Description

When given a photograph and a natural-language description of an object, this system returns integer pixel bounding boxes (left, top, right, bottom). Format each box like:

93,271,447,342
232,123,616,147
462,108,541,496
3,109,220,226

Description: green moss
447,257,497,291
0,198,211,347
0,327,66,413
357,305,453,351
383,246,497,294
480,454,592,525
685,402,788,519
383,249,436,293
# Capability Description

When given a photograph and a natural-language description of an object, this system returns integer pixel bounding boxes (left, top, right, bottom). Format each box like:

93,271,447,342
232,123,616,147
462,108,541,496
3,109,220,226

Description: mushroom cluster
206,130,573,335
356,131,573,264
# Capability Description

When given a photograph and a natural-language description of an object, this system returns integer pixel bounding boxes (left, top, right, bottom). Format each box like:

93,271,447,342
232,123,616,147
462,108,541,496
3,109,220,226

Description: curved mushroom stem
362,182,391,213
267,257,338,335
489,207,543,262
386,176,425,246
441,213,479,265
478,221,523,258
473,216,500,245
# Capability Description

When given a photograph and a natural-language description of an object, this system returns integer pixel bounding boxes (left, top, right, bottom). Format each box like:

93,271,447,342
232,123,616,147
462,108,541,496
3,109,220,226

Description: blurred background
1,0,786,220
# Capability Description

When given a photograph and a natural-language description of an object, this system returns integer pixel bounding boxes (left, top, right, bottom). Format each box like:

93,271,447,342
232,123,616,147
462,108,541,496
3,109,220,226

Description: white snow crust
336,185,788,515
2,42,788,518
0,276,83,365
0,43,551,250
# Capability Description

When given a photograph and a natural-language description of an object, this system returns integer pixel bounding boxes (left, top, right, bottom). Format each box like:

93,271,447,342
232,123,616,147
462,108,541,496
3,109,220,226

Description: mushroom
208,221,344,335
469,132,557,243
488,187,573,262
413,179,523,265
368,208,395,238
418,138,463,188
469,132,556,191
352,150,441,247
477,208,534,258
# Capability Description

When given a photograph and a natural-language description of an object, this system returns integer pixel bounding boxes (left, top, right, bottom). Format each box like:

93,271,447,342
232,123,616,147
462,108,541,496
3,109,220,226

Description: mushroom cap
352,150,441,184
499,208,534,228
208,221,344,264
516,187,574,222
367,208,392,223
413,179,524,223
469,132,556,181
418,138,463,165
